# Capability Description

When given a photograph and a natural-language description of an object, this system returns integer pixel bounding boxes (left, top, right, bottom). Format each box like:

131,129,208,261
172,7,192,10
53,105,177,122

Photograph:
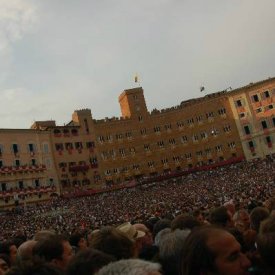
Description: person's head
171,214,201,231
16,240,37,264
133,223,153,247
193,209,205,223
0,254,10,274
158,229,190,275
224,201,236,216
250,206,269,233
33,230,56,241
97,259,161,275
5,258,63,275
180,226,251,275
233,209,250,232
209,206,233,228
67,248,115,275
0,241,17,266
33,235,73,270
152,219,171,239
69,232,87,252
89,226,135,260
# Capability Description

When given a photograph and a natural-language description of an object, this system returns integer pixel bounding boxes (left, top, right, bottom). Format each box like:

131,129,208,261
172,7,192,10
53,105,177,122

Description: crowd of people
0,157,274,274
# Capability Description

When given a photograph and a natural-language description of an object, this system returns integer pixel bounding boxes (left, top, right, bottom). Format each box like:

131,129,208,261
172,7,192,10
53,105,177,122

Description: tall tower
118,87,148,119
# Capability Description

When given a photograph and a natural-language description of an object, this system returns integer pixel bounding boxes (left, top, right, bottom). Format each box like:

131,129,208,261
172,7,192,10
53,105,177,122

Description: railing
68,165,90,172
0,165,46,174
0,186,56,198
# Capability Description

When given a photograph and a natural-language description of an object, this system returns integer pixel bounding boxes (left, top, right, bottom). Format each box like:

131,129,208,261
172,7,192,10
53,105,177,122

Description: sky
0,0,275,128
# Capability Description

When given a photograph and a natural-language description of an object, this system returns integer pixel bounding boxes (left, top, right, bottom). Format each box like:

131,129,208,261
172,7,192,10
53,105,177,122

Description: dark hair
257,232,275,272
69,233,84,248
89,226,134,260
6,258,63,275
67,248,115,275
180,226,225,275
209,206,230,227
250,207,269,233
152,219,171,238
32,235,66,262
171,214,201,231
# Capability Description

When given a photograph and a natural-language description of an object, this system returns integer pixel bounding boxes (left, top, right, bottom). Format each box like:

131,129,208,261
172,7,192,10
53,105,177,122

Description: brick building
0,77,274,207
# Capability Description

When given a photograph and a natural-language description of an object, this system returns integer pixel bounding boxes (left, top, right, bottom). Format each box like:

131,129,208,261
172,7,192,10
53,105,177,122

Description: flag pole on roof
134,73,140,86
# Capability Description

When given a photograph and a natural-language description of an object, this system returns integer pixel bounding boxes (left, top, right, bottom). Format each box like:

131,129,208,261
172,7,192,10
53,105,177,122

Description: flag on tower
134,74,138,83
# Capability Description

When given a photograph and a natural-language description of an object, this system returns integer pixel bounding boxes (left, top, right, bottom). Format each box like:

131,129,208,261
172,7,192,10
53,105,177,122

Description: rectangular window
28,143,34,152
248,141,254,148
218,108,226,115
261,121,268,130
181,136,188,143
264,90,270,98
252,94,259,102
154,126,161,133
244,126,250,135
236,100,242,107
157,141,165,148
168,138,176,145
164,124,172,130
55,143,64,151
144,144,150,151
140,128,147,135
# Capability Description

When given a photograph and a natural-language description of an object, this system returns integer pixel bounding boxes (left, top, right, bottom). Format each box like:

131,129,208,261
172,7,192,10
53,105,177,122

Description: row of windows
0,143,49,155
55,141,95,151
97,124,231,143
58,158,98,168
103,148,235,175
100,141,236,159
243,118,275,135
235,89,273,107
0,158,38,168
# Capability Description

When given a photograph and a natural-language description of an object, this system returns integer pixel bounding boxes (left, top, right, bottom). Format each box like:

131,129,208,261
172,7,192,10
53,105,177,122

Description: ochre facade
0,77,274,207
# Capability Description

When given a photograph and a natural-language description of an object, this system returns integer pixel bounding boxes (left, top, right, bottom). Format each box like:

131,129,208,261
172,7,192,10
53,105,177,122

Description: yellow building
0,77,274,207
0,128,58,207
228,77,275,160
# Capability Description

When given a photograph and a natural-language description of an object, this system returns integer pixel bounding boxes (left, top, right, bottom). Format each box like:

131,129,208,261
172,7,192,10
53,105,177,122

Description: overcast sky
0,0,275,128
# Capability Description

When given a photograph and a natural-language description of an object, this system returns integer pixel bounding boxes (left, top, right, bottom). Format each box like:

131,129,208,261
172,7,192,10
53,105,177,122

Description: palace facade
0,77,274,207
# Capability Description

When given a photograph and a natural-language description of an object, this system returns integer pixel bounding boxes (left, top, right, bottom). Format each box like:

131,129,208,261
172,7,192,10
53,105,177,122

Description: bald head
17,240,37,263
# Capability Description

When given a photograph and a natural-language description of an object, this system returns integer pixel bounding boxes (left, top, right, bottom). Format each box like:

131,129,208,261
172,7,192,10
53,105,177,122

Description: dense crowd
0,157,274,274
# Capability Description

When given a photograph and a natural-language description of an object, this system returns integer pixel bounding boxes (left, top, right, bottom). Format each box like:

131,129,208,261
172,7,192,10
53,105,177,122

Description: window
264,90,270,98
116,133,123,140
228,142,236,149
206,112,214,119
252,94,259,102
211,128,219,136
181,136,188,143
28,143,35,152
119,148,126,157
55,143,64,151
215,145,223,152
196,115,203,122
244,125,251,135
248,141,254,148
236,100,242,107
35,179,40,188
129,147,136,154
157,141,165,148
148,161,155,168
192,134,199,142
98,136,105,142
201,132,208,139
0,160,3,168
239,113,246,118
223,125,231,132
18,181,24,189
86,141,95,148
161,158,168,164
154,126,161,133
218,108,226,115
0,144,3,155
31,159,36,166
84,118,89,133
138,115,143,121
196,151,203,157
177,121,184,128
164,124,172,131
273,117,275,127
15,159,20,166
144,144,150,151
256,108,262,113
185,153,192,160
205,148,212,155
140,128,147,135
75,142,83,149
261,121,268,130
125,132,132,138
187,118,194,125
106,134,113,142
133,164,140,170
65,143,73,150
168,138,176,145
267,104,273,110
173,156,180,162
12,144,19,154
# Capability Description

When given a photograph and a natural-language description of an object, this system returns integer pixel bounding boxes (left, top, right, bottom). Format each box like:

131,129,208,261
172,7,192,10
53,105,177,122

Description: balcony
0,186,56,199
0,165,46,175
